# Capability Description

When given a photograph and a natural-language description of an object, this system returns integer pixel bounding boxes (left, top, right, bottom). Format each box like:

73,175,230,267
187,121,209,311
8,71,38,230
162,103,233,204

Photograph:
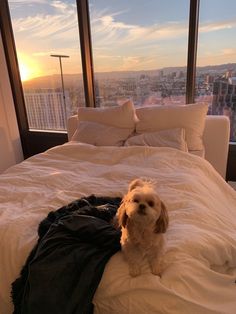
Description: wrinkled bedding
0,142,236,314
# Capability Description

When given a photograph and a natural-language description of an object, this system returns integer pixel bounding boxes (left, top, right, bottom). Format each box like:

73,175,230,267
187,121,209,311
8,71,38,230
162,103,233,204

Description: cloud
197,46,236,66
50,0,76,14
94,52,179,72
11,1,78,41
121,55,162,71
13,14,77,40
99,15,136,30
91,13,188,47
9,0,48,8
199,19,236,33
32,47,79,57
128,22,187,42
10,0,47,3
121,56,140,69
221,48,236,56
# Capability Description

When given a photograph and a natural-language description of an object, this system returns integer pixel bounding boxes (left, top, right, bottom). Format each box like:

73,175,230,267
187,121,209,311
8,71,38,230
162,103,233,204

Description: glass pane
196,0,236,142
89,0,189,107
8,0,85,131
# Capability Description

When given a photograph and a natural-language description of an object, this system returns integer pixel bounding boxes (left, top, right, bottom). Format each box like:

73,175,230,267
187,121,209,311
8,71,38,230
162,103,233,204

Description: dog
117,178,169,277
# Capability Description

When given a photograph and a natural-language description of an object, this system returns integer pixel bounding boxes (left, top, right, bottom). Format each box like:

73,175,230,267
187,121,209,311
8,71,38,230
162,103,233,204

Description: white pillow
135,102,208,152
71,100,136,146
124,128,188,152
77,100,135,128
71,121,131,146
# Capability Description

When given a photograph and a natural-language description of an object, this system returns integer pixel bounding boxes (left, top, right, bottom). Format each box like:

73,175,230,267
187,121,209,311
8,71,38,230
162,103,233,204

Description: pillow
71,121,131,146
71,100,136,146
135,102,208,152
124,128,188,152
77,100,135,128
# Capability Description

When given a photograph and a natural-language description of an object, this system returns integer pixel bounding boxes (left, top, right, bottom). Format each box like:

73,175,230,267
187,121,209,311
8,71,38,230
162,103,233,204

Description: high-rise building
212,78,236,140
159,70,164,78
205,74,214,84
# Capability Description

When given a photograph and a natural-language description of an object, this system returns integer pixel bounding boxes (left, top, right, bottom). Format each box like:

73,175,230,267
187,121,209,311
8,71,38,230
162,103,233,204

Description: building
212,78,236,140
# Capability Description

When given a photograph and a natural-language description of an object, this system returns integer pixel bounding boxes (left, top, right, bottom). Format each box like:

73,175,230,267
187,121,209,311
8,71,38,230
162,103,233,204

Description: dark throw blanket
11,195,122,314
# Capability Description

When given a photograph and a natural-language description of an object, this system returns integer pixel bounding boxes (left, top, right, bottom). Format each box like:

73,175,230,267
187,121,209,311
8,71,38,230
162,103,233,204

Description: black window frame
0,0,235,180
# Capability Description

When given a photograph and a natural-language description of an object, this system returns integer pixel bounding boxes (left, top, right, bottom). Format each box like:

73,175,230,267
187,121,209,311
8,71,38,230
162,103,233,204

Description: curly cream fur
117,178,169,277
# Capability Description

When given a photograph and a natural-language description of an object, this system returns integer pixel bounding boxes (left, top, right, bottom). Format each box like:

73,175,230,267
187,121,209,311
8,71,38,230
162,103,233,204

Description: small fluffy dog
117,178,168,277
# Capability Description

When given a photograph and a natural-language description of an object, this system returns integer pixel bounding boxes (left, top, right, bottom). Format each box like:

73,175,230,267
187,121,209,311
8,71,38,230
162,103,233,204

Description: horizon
22,61,236,83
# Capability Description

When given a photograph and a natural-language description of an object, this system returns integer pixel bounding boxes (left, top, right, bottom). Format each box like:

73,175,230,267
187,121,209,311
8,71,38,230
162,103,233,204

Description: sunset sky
8,0,236,81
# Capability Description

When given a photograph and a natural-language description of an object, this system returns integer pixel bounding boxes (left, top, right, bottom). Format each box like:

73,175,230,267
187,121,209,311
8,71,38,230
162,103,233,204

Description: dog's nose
138,203,146,214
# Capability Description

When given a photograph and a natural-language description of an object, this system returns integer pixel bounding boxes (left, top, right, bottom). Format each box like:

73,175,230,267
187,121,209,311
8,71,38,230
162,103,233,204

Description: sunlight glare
19,63,30,81
18,55,41,82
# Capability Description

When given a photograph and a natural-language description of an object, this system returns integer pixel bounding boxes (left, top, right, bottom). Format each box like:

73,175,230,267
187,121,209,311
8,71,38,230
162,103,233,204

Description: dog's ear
128,178,145,191
154,201,169,233
117,202,128,228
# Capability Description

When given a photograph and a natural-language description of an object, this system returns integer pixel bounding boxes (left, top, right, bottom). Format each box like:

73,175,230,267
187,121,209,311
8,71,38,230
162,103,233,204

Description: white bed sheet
0,142,236,314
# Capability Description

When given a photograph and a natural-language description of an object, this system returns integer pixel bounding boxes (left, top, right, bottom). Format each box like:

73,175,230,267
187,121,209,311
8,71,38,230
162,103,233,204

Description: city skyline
22,65,236,142
8,0,236,81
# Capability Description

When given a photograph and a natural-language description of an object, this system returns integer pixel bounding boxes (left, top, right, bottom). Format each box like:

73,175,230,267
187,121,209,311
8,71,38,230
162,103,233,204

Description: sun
19,62,31,81
18,54,41,82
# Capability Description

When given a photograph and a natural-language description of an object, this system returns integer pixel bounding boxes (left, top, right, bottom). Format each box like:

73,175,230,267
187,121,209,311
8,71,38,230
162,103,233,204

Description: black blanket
12,195,122,314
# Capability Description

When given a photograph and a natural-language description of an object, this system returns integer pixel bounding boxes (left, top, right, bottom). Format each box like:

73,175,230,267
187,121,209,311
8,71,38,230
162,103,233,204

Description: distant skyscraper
225,69,233,79
212,78,236,140
159,70,164,78
178,71,184,79
205,74,214,84
24,89,72,130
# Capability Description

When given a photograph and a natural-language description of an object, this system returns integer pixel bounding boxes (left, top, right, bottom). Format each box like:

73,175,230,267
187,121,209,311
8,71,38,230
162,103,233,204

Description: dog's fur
117,178,169,277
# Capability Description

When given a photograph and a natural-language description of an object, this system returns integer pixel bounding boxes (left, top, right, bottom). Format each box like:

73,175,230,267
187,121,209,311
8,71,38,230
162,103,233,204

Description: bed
0,102,236,314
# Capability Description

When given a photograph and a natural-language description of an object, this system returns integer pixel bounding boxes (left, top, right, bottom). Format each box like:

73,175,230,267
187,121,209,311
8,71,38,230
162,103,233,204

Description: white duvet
0,142,236,314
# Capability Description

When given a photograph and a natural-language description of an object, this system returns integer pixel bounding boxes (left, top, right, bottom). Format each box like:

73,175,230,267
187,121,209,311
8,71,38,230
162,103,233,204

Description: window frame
0,0,68,158
0,0,235,180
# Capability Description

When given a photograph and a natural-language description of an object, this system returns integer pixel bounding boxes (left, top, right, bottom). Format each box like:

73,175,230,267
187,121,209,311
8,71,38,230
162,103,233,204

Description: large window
89,0,189,107
8,0,85,131
196,0,236,142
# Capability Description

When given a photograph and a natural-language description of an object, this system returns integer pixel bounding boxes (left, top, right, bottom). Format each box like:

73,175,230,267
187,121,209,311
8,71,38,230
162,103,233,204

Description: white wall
0,32,23,173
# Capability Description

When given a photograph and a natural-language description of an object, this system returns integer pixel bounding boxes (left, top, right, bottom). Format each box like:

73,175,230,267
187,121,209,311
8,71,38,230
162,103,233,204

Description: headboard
67,115,230,179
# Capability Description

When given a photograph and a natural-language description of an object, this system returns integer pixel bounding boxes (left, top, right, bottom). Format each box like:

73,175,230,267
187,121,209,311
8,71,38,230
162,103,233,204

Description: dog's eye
148,200,154,207
133,198,139,203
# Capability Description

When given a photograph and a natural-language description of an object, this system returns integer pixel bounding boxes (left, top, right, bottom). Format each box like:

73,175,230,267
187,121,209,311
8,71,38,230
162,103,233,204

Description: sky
8,0,236,81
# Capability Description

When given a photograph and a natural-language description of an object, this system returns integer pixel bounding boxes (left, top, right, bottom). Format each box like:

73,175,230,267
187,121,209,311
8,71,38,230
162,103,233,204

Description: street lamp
50,54,70,126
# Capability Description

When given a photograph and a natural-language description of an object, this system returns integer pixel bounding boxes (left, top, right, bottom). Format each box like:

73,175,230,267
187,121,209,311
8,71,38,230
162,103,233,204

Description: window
89,0,189,107
196,0,236,142
8,0,85,132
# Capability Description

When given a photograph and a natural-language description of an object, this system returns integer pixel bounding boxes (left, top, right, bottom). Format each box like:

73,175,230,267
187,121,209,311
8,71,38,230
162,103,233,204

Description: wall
0,32,23,173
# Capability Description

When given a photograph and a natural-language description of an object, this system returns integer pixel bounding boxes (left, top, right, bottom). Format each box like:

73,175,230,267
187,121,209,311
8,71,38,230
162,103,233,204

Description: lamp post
50,54,70,126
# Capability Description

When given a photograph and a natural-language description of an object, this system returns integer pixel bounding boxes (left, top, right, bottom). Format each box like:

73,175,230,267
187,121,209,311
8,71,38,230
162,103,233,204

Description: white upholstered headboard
67,115,230,179
202,115,229,179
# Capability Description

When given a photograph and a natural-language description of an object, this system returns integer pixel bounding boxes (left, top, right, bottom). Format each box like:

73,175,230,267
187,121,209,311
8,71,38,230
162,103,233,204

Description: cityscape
22,63,236,142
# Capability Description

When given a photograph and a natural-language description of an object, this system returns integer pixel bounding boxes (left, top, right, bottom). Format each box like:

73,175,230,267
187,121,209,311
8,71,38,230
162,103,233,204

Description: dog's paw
150,262,162,276
129,265,141,277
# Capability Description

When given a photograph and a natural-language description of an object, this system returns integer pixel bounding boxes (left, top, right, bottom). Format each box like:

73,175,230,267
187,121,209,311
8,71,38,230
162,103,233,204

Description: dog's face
118,179,168,233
